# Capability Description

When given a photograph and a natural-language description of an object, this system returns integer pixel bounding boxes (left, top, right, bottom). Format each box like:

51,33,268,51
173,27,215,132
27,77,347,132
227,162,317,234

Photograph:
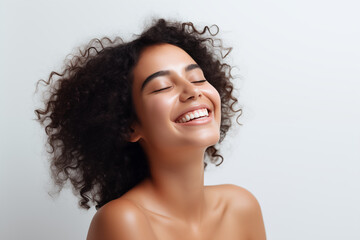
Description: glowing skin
87,44,267,240
130,43,221,165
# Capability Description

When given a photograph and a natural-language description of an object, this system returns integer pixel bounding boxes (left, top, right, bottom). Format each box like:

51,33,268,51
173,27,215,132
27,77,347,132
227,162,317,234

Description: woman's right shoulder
86,197,157,240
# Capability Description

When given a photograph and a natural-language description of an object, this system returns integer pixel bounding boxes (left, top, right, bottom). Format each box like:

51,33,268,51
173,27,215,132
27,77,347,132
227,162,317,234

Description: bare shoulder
87,197,157,240
215,184,261,209
210,184,267,240
207,184,260,208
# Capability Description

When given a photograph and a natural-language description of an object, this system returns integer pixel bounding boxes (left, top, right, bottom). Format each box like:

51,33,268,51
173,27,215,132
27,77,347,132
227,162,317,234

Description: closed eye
191,80,207,84
152,86,172,93
151,80,206,93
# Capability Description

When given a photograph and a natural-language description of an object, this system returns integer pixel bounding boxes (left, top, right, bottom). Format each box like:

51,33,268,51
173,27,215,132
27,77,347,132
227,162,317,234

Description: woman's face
131,43,221,154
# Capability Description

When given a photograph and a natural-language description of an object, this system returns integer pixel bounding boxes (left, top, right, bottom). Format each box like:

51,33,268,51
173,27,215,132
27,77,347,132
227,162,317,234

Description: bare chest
142,205,248,240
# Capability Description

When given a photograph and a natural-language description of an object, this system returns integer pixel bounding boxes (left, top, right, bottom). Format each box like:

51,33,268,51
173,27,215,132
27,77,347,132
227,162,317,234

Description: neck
145,147,207,225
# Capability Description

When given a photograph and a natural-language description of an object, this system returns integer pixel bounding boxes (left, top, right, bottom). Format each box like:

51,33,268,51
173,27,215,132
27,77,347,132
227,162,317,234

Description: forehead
132,44,197,86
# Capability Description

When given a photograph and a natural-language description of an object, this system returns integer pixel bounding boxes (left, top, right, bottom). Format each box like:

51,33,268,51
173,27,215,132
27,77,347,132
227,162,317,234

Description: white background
1,0,359,239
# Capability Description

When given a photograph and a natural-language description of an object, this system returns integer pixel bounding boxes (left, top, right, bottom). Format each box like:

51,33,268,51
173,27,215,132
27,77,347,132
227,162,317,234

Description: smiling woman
35,18,266,240
129,44,222,156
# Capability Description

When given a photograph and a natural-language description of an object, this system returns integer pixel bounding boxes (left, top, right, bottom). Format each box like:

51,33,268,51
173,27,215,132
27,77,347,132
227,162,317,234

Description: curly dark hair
35,18,242,210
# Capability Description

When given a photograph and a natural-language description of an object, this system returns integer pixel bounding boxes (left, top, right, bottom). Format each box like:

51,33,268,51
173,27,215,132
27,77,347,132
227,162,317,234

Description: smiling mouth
175,108,209,123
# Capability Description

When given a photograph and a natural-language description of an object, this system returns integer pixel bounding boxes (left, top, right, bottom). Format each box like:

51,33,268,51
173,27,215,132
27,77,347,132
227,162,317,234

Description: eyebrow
141,64,201,91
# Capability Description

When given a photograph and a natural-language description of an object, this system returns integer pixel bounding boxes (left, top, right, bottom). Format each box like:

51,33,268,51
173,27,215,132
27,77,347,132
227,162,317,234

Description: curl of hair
35,18,242,210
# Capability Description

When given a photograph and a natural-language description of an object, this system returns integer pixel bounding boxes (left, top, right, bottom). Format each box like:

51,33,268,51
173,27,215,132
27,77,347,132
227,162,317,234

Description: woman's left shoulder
211,184,267,239
215,184,261,210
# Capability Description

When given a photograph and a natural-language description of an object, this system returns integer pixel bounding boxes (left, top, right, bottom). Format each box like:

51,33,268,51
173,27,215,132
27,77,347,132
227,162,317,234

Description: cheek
203,86,222,127
141,95,174,127
139,95,179,146
204,85,221,109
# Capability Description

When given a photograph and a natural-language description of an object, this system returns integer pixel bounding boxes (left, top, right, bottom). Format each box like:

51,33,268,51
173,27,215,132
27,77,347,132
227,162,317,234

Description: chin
190,131,220,148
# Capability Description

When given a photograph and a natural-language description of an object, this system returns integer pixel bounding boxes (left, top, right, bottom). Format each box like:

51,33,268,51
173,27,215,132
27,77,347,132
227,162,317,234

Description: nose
179,79,202,102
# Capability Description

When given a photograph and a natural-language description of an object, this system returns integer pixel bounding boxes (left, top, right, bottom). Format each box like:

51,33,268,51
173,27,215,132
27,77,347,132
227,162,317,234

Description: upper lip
173,104,212,122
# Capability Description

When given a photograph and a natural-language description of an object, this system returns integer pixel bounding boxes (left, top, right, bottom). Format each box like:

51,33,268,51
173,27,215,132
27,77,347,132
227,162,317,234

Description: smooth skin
87,44,266,240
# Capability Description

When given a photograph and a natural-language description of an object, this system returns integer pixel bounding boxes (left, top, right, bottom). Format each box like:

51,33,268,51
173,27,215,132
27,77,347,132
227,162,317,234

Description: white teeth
177,108,210,123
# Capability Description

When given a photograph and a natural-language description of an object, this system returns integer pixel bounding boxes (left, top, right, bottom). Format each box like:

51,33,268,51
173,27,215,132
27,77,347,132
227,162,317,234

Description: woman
35,19,266,240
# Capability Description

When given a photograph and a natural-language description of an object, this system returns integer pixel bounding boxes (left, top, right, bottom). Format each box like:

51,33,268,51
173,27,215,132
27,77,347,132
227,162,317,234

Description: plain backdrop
1,0,359,239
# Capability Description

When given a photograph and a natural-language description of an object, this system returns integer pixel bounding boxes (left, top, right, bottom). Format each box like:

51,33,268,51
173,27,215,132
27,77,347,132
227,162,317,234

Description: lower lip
175,112,213,126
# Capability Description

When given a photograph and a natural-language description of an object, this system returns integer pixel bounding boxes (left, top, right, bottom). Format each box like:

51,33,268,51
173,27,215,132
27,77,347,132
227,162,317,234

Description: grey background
1,0,359,239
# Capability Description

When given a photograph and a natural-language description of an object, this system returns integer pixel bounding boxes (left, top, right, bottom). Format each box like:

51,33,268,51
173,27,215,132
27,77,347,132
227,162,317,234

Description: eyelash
152,86,172,93
152,80,207,93
192,80,207,84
